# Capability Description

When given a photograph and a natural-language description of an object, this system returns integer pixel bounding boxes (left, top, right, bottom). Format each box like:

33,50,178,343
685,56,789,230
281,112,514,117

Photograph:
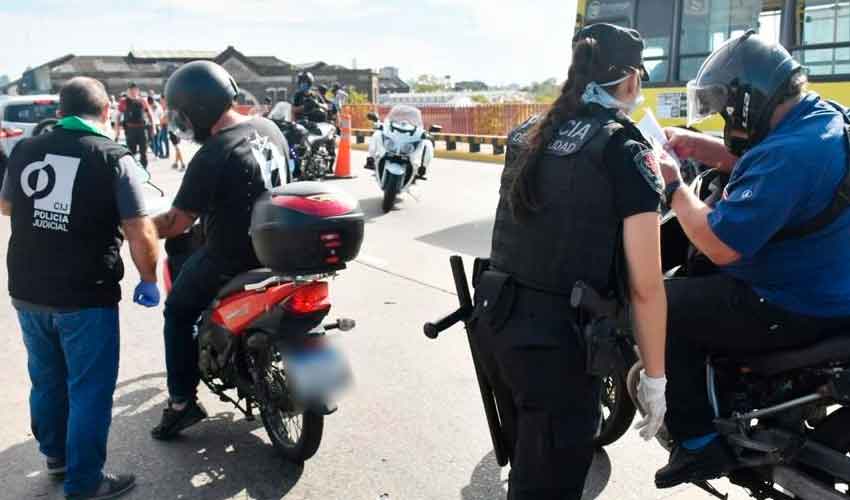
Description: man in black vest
116,83,155,169
0,77,160,500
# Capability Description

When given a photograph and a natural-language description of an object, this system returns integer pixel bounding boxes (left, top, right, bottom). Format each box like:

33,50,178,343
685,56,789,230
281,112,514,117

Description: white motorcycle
366,105,440,213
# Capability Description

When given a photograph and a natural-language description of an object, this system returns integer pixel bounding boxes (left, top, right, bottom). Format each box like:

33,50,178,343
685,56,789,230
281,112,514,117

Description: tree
470,94,489,104
348,88,369,105
0,74,8,87
406,74,445,93
527,77,561,103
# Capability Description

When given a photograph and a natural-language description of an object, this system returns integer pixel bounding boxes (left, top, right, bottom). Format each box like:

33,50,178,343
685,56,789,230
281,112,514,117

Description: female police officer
474,23,669,499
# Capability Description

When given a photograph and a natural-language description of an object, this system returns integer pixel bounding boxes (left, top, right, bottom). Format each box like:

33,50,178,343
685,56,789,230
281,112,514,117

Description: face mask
581,73,644,115
299,83,310,92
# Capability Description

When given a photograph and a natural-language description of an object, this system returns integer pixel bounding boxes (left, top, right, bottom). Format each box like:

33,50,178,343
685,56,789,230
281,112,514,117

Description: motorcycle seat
729,334,850,377
217,269,278,299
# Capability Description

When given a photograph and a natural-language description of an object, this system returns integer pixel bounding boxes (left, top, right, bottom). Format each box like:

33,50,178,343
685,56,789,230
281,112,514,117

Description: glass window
679,0,762,54
635,0,674,81
636,0,674,57
797,1,850,76
585,0,635,25
677,0,778,81
645,59,670,82
4,102,59,124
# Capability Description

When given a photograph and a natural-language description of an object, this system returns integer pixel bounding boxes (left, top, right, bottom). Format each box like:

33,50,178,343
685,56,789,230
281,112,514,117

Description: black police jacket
490,105,649,296
6,127,129,308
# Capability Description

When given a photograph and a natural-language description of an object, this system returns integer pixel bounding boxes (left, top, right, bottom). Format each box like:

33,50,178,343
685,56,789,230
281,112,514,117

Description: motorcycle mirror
367,112,379,122
429,124,443,133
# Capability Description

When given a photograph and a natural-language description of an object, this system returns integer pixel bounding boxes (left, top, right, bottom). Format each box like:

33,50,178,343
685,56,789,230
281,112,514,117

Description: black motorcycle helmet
297,71,315,88
687,31,801,156
165,61,239,143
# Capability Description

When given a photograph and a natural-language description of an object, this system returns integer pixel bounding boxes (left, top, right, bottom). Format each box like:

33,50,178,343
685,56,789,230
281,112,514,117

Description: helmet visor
168,109,195,141
686,80,729,126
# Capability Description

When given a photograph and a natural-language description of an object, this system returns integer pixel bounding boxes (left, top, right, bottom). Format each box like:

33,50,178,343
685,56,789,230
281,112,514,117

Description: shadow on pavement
459,449,611,500
416,218,494,258
359,196,394,221
0,372,303,500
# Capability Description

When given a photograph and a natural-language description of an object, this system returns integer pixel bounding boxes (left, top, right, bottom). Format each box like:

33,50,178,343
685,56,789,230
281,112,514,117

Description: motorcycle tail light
0,127,23,138
284,281,330,315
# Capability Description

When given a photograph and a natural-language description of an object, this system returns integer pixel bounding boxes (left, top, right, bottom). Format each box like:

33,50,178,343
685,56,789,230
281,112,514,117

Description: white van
0,94,60,154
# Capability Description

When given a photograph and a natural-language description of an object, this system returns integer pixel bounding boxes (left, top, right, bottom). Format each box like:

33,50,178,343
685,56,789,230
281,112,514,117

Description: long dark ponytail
510,37,626,221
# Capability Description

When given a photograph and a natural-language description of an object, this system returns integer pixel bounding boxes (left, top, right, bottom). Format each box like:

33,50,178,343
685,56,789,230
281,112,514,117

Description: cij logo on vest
20,154,80,232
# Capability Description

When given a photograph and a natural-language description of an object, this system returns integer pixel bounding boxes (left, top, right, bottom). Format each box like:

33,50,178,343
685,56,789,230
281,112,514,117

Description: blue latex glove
133,281,160,307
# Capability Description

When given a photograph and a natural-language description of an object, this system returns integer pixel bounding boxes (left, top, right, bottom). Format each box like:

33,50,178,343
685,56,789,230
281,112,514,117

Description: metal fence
343,103,549,136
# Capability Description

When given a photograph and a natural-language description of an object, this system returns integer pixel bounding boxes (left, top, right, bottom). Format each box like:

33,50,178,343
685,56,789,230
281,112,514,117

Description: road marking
356,254,388,269
353,257,457,297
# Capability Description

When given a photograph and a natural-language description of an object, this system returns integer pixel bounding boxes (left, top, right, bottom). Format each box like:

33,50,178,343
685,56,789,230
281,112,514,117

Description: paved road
0,148,747,499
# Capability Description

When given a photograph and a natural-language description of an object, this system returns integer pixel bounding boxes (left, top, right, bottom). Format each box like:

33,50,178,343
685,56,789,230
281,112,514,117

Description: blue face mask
581,73,644,115
299,83,310,92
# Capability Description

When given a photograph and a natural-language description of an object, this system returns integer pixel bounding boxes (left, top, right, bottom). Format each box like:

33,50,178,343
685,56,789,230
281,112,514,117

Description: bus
575,0,850,131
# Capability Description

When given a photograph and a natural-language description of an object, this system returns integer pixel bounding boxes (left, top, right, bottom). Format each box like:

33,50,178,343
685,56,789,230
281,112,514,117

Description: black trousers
474,286,599,500
163,247,239,401
665,274,848,441
125,126,148,168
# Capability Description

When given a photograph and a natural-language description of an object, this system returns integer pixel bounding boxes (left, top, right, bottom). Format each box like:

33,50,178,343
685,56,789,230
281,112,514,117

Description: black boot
151,400,207,441
416,166,427,180
655,439,737,489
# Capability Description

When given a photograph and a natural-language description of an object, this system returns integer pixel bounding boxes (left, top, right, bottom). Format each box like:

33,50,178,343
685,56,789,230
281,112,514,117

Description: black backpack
123,98,145,125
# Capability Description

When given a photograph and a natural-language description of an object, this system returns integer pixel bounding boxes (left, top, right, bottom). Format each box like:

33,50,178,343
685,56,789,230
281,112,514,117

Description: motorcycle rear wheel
261,407,324,464
259,360,325,464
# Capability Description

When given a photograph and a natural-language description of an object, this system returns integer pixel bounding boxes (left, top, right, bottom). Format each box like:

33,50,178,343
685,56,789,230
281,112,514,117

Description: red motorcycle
163,182,364,463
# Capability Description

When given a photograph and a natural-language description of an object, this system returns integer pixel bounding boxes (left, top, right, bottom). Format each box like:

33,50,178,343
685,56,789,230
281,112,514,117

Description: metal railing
342,103,548,136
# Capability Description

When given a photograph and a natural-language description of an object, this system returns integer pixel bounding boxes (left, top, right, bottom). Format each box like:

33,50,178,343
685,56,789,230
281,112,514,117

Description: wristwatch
664,180,683,205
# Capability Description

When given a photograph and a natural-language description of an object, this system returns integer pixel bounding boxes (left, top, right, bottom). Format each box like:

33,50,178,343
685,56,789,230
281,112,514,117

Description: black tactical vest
7,128,129,308
490,107,628,295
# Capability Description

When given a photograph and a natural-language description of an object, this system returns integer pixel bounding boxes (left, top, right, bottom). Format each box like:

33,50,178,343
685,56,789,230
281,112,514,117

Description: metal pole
780,0,797,50
670,0,684,82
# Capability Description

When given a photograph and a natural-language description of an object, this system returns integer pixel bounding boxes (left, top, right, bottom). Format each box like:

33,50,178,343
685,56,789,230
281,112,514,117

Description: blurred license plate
286,346,351,402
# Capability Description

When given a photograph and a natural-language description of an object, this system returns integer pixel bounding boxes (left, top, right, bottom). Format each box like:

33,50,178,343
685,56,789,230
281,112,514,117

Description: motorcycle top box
251,182,364,275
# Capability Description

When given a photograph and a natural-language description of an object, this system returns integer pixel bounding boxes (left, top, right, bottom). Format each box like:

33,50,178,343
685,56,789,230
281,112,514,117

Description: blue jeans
150,127,162,158
164,247,236,402
16,307,120,496
158,125,170,158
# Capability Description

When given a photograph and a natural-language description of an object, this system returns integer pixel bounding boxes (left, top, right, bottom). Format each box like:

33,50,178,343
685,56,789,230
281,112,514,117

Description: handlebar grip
423,308,468,339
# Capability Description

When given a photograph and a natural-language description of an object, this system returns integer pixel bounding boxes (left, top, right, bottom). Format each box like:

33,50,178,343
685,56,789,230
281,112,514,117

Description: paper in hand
637,108,681,168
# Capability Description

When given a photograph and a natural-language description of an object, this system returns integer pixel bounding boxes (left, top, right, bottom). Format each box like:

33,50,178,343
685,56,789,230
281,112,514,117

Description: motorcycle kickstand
693,480,728,500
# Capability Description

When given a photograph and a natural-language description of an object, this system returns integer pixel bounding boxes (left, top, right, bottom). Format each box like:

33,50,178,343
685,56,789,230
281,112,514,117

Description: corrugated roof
130,50,218,60
251,56,290,67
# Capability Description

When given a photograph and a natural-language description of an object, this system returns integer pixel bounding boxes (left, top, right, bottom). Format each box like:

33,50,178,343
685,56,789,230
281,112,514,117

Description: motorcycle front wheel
259,357,324,463
382,173,401,213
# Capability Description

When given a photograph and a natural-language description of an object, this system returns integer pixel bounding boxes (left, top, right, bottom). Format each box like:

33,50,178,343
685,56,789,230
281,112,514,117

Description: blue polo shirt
708,93,850,318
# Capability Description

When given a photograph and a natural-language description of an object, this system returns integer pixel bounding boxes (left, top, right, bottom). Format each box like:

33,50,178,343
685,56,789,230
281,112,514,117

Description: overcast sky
1,0,577,87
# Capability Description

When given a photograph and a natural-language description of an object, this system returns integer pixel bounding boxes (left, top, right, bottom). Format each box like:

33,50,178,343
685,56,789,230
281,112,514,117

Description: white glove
634,370,667,441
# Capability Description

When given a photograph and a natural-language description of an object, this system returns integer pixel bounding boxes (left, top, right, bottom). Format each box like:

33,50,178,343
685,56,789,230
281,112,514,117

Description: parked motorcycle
272,96,337,181
163,181,365,463
366,105,441,213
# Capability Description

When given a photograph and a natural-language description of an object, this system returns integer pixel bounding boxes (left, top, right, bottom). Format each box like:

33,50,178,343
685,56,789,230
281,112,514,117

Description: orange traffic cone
333,114,354,178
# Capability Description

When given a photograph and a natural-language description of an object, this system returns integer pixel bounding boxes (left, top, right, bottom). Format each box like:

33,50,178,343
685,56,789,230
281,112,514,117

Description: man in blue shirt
655,32,850,488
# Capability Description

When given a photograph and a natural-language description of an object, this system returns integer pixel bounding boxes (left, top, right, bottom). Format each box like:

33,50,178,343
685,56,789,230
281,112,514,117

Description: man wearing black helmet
150,61,289,440
655,32,850,488
291,71,316,121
